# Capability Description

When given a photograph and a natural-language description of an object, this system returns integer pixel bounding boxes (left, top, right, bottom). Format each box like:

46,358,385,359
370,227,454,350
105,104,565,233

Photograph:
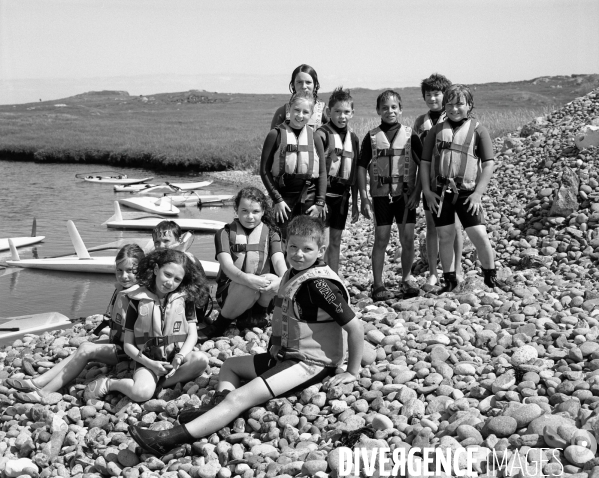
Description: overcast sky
1,0,598,104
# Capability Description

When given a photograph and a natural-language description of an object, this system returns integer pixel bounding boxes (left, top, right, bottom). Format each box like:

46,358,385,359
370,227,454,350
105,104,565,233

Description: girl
11,244,145,404
198,187,287,340
420,84,499,293
270,64,328,130
260,90,327,240
83,249,209,402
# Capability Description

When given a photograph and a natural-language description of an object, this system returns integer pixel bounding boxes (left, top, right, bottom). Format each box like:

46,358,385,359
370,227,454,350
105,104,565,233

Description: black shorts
325,195,350,230
277,191,316,240
372,196,416,226
433,189,485,229
253,353,334,398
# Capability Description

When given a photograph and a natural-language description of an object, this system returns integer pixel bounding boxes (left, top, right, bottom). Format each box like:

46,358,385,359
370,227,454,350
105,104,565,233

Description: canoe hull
0,236,45,252
115,180,212,192
84,176,153,185
106,218,225,232
0,312,71,343
119,198,180,216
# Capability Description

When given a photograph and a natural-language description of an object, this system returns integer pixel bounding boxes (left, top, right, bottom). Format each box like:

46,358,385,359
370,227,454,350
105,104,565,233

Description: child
11,244,145,404
420,84,499,293
413,74,464,290
83,249,209,402
198,187,287,340
314,87,360,273
260,90,327,240
357,90,422,301
270,64,328,130
128,216,364,455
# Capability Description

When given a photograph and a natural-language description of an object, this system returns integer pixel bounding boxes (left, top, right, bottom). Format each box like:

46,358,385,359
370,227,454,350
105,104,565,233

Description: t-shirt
421,118,494,163
358,121,423,170
314,123,361,197
124,294,198,331
270,102,329,130
260,123,327,205
287,260,354,326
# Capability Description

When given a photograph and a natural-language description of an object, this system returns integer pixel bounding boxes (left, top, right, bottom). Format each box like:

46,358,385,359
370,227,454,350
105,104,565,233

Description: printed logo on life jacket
314,279,343,314
114,313,122,325
173,321,182,333
117,297,124,309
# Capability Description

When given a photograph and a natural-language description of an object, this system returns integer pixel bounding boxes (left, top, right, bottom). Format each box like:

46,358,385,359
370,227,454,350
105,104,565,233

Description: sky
1,0,598,105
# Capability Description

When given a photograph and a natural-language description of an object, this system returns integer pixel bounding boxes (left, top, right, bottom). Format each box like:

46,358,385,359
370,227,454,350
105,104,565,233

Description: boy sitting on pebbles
128,215,364,455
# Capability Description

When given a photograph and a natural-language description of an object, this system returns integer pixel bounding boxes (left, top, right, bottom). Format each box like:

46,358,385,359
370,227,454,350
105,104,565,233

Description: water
0,159,241,319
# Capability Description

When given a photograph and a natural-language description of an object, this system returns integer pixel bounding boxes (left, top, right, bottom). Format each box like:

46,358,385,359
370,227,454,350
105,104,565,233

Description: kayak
0,236,45,252
114,180,213,193
167,194,234,207
0,312,71,344
83,176,154,185
137,181,214,196
118,197,180,216
104,202,225,232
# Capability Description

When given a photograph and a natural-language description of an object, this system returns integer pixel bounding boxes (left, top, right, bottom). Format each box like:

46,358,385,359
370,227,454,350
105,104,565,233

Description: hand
324,370,359,389
407,190,421,210
165,355,183,379
259,273,280,293
148,361,172,377
360,198,373,219
246,274,271,291
351,205,359,223
464,191,483,215
274,201,291,222
306,204,324,218
423,190,441,215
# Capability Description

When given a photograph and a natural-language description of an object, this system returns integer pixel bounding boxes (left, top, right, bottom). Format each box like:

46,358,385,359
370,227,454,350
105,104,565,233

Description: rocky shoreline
1,89,599,478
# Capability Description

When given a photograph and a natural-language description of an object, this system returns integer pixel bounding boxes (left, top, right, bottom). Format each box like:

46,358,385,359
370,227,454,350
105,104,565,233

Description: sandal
5,377,40,392
371,286,394,302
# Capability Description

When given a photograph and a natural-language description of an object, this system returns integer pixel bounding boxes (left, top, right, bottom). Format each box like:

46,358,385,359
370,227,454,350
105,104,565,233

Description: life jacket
216,220,270,284
285,100,325,129
92,283,138,343
368,124,416,198
270,265,349,367
318,124,355,187
417,111,447,135
271,123,319,185
431,119,480,193
128,287,189,361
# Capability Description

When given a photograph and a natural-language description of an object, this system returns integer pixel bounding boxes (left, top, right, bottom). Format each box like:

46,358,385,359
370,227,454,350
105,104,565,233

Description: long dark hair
136,249,209,307
234,186,280,236
289,64,320,102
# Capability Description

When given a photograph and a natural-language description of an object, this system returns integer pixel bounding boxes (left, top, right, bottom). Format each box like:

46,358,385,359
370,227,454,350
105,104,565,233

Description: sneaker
400,279,420,298
83,377,110,401
197,315,232,342
177,390,230,424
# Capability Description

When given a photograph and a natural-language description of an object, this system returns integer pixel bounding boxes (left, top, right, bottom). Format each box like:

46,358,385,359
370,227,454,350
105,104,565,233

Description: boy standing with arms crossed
128,216,364,454
314,87,360,273
358,90,422,301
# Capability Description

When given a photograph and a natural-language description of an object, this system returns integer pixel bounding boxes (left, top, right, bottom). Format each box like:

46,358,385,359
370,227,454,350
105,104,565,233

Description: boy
128,216,364,455
358,90,422,301
314,87,360,273
413,74,464,291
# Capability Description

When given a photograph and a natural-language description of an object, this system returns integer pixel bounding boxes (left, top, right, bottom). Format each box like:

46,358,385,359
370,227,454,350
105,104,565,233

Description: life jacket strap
376,148,404,157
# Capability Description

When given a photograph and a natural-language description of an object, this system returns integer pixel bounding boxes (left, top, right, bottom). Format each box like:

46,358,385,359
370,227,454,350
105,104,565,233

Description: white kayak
114,180,213,193
0,219,45,251
83,176,154,185
104,202,225,232
167,194,234,207
0,312,71,343
118,197,180,216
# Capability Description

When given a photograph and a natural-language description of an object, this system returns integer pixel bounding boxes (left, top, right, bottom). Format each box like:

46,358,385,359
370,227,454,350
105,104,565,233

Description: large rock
549,167,580,217
575,125,599,150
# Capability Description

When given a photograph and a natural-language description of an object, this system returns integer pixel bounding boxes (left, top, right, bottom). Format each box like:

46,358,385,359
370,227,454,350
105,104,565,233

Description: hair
289,64,320,101
115,243,145,267
376,90,402,110
328,86,353,109
420,73,452,98
234,186,280,235
152,220,182,241
443,84,475,117
136,249,210,307
287,215,326,247
288,90,315,111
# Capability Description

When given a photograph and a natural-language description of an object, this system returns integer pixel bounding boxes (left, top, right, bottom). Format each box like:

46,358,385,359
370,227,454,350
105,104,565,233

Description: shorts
433,188,485,229
112,343,129,363
325,194,350,230
278,191,316,240
253,353,335,398
372,195,417,227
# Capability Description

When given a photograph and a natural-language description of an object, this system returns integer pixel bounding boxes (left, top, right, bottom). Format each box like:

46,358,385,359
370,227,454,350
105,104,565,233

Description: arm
407,134,423,209
217,252,271,290
270,105,286,130
123,330,170,375
463,126,495,213
420,129,441,214
260,129,284,204
326,318,364,387
350,133,360,222
306,133,327,218
357,134,373,219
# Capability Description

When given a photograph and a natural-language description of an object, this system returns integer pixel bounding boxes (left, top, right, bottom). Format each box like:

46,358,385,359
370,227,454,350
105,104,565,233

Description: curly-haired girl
84,249,209,402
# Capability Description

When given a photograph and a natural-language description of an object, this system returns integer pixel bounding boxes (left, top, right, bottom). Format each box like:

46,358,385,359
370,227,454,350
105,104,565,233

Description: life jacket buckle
285,144,299,153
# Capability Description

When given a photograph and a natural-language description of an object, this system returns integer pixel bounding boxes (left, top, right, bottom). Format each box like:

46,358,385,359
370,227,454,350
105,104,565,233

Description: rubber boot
197,313,232,342
482,267,503,290
129,423,194,456
177,390,231,425
437,272,458,295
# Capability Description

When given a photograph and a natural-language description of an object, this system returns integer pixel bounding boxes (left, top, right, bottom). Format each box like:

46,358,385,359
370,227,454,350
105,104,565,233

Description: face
286,235,325,271
445,94,471,122
293,72,314,95
424,90,444,112
236,198,264,229
376,97,402,124
115,258,138,289
289,99,313,129
328,101,354,129
153,230,181,250
153,262,185,298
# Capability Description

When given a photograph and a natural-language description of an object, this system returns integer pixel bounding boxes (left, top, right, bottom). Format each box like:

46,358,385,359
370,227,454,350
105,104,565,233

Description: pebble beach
1,88,599,478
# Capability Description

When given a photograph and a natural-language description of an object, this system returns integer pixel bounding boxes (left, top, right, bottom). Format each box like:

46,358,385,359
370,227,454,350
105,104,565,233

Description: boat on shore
114,180,213,193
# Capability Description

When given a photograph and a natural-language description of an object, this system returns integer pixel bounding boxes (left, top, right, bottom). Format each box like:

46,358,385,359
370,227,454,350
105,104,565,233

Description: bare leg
217,355,260,391
109,367,157,403
397,223,415,282
454,216,465,280
162,351,209,389
464,225,495,268
220,282,260,319
436,224,457,273
424,210,439,285
325,228,343,273
372,225,392,289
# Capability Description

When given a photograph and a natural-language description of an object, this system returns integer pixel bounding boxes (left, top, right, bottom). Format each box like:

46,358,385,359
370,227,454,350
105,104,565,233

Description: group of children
6,64,502,457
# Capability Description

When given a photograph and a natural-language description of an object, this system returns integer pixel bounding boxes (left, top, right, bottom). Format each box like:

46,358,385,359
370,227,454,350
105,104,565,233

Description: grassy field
0,74,597,172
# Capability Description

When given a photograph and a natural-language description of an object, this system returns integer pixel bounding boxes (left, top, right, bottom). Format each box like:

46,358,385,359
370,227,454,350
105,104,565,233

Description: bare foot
426,275,439,286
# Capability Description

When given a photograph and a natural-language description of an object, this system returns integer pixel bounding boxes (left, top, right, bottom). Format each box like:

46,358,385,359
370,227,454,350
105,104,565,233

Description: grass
0,74,596,172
